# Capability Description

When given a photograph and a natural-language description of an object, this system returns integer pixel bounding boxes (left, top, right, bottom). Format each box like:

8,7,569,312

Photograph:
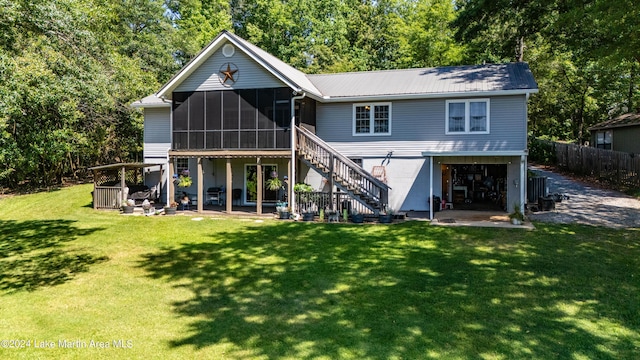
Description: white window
446,99,490,134
353,103,391,136
596,131,612,149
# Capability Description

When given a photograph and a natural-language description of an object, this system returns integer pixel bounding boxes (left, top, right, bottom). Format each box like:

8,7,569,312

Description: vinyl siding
175,44,286,92
316,95,527,157
143,107,171,160
301,157,433,211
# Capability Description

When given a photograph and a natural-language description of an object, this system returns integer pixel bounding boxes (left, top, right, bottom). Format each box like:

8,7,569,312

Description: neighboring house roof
309,63,538,101
132,31,538,107
588,112,640,131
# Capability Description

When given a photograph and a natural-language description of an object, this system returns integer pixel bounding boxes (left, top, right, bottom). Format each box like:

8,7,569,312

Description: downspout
290,91,306,214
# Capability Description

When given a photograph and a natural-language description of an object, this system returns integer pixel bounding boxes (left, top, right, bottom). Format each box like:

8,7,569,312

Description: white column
290,92,306,214
429,156,434,221
197,157,203,213
256,157,263,215
520,154,526,213
226,158,232,213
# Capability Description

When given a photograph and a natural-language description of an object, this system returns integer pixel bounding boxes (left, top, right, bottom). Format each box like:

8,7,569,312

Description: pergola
88,163,165,209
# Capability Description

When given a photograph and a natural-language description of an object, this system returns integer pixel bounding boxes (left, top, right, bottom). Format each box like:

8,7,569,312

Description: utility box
527,177,548,203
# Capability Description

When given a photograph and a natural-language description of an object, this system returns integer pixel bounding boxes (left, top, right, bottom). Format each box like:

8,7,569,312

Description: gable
156,31,322,100
175,43,286,92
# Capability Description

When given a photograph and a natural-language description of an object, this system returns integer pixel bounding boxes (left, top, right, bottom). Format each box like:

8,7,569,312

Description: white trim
445,99,490,135
320,89,537,103
156,32,318,100
157,36,227,98
224,36,303,93
421,150,528,157
352,102,392,136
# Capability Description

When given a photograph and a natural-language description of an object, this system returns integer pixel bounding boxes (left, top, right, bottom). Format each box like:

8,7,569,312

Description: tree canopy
1,0,638,188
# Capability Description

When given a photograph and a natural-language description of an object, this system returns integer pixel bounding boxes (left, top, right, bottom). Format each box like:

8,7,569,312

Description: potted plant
508,203,525,225
301,203,317,221
351,209,364,223
266,177,283,191
379,207,394,224
276,201,290,220
294,183,315,221
177,169,192,188
164,201,178,215
122,199,135,214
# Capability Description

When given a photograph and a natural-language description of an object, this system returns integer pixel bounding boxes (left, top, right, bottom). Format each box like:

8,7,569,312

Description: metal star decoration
219,63,238,85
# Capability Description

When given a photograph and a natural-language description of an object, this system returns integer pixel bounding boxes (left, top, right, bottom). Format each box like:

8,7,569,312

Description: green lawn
1,184,639,359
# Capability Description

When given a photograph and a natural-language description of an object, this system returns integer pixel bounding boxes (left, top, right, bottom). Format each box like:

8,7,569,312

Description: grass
1,184,639,359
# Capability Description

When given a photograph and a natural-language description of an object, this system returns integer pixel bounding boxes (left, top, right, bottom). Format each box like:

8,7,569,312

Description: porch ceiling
169,150,291,159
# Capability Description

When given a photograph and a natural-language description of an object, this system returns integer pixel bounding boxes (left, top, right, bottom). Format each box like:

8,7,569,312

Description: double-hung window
353,103,391,136
175,158,189,175
446,99,490,134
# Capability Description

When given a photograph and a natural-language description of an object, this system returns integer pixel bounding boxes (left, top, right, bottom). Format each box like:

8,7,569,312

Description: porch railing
295,191,374,215
296,125,390,212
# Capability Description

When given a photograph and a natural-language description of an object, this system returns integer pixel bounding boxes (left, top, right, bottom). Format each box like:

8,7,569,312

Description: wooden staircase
295,126,390,213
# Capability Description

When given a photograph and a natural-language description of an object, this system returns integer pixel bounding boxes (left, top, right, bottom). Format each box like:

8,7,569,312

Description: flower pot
164,206,177,215
379,214,393,224
278,211,290,220
351,214,364,223
122,205,134,214
302,212,315,221
510,218,522,225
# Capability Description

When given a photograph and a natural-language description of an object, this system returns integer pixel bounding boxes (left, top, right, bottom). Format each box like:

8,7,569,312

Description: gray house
132,30,538,218
589,111,640,154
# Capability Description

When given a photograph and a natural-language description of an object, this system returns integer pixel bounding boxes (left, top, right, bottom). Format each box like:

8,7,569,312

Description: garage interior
442,164,507,211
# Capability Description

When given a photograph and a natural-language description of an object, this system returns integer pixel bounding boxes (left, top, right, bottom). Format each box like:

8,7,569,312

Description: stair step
296,126,388,213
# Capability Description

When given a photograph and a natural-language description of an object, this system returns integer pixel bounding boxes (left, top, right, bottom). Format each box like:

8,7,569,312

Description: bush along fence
530,138,640,189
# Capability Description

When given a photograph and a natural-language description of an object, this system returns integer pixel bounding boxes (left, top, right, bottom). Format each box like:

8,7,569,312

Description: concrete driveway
527,166,640,229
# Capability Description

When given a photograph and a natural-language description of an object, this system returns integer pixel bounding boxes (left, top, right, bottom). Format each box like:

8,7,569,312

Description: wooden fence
548,141,640,188
93,186,124,209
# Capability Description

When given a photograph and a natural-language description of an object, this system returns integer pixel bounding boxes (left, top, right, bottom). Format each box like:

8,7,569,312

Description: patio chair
180,193,190,210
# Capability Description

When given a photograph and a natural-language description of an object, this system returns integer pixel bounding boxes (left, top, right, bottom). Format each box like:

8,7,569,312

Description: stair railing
295,126,390,209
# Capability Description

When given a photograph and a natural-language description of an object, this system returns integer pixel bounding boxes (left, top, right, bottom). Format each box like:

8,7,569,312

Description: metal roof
134,31,538,108
589,112,640,131
308,63,538,100
130,94,171,108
